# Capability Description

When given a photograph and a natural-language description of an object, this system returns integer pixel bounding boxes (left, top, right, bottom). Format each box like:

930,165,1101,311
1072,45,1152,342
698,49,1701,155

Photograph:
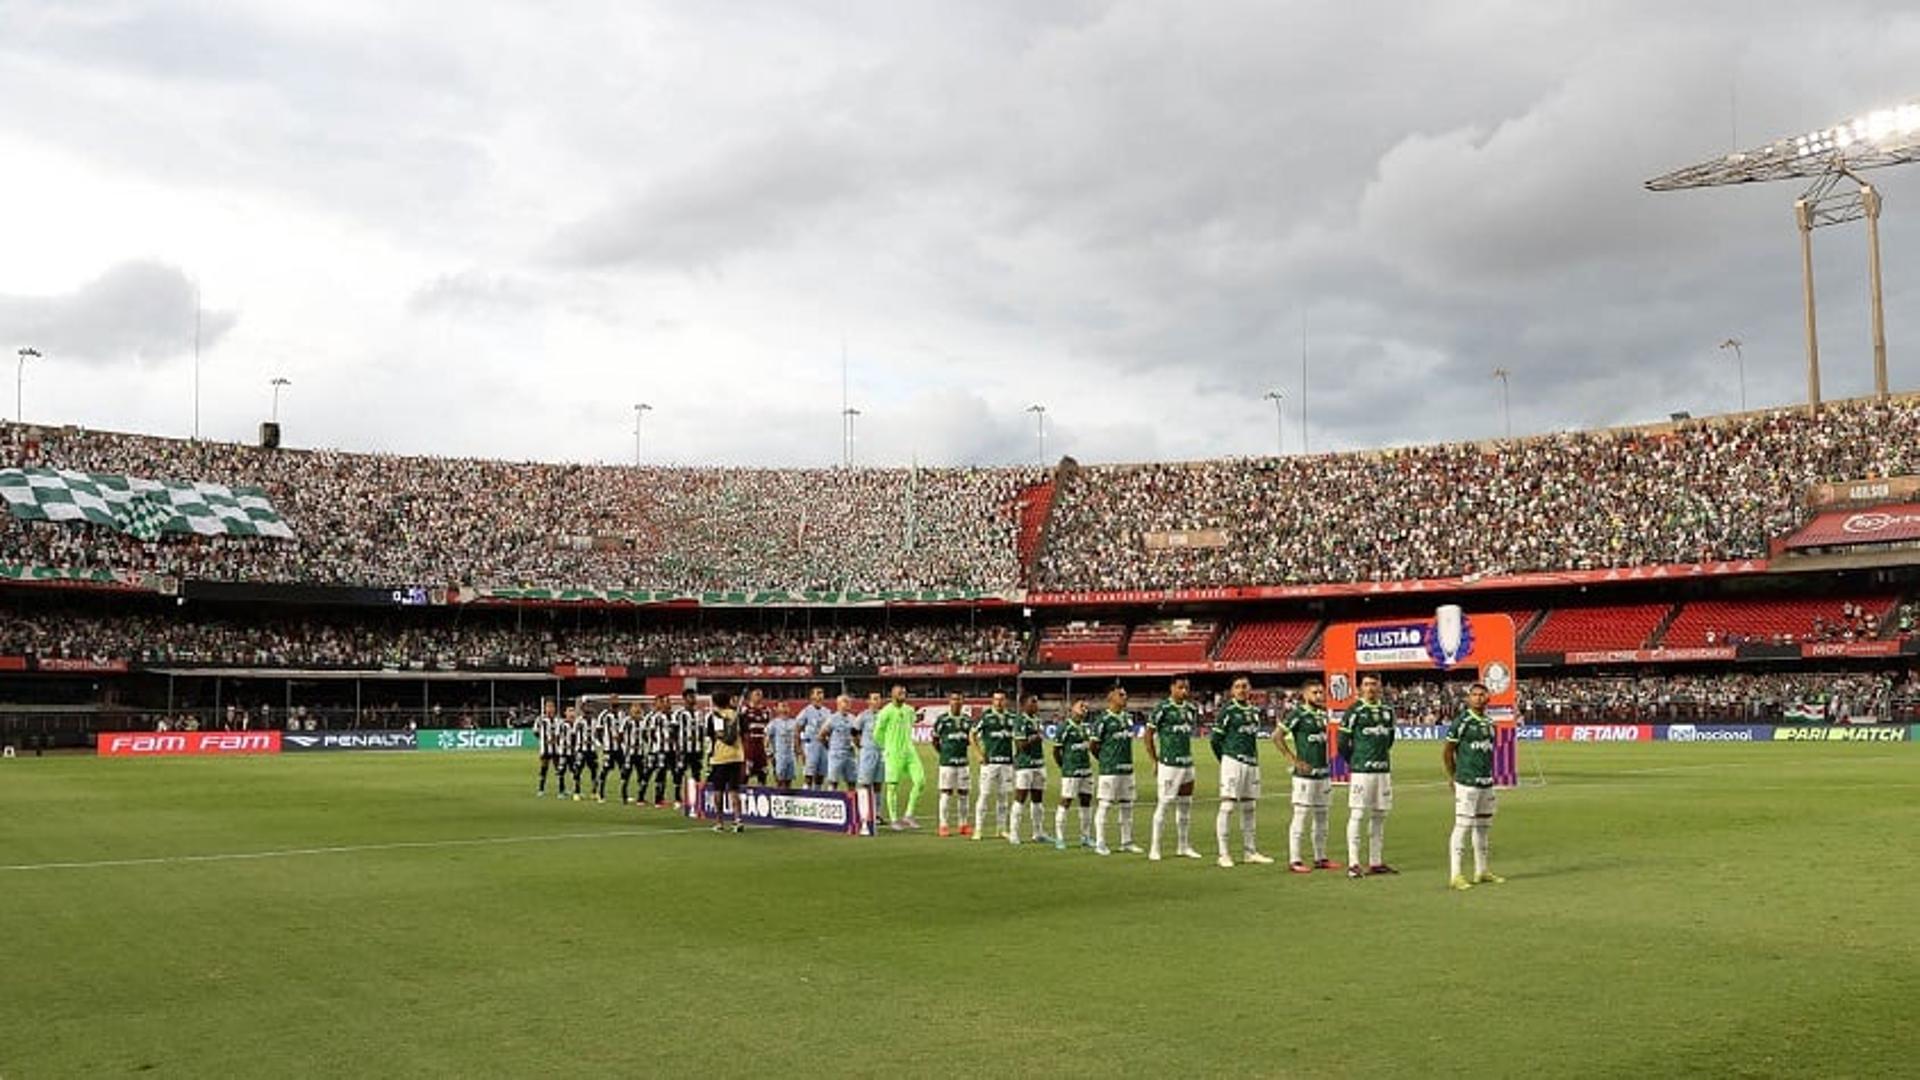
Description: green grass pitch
2,742,1916,1078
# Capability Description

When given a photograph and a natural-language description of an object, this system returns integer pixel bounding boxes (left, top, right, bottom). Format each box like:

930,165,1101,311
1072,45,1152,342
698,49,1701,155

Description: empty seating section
1217,618,1321,661
1662,596,1894,647
1525,604,1671,652
1126,619,1218,661
1038,621,1125,663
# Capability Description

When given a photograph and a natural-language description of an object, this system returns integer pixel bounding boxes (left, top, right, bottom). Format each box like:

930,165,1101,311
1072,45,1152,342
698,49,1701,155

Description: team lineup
531,675,1508,888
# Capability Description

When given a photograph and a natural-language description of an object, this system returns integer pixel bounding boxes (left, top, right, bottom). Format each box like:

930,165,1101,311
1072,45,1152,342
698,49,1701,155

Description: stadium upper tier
3,396,1916,592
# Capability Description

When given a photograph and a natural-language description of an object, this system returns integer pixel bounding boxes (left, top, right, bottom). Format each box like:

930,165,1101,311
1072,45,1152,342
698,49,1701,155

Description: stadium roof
1646,99,1920,190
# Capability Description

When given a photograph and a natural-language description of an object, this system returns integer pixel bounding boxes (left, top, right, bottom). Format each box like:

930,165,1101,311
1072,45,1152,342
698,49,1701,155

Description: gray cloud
0,261,236,365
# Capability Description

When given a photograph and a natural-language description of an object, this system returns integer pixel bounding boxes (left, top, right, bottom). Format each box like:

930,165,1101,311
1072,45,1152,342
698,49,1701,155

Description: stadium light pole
1649,98,1920,414
1491,367,1511,439
842,406,861,468
269,377,291,424
632,402,653,466
1261,389,1285,456
1025,404,1047,466
1719,339,1747,412
15,347,39,423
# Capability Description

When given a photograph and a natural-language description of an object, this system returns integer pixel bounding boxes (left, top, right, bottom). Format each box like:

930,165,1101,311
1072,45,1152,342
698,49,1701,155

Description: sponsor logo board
417,728,535,751
686,784,872,835
1772,726,1910,743
282,731,418,752
1660,724,1769,743
98,731,282,757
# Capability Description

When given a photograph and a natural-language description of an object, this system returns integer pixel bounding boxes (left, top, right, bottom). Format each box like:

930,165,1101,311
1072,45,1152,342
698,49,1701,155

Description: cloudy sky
1,1,1917,467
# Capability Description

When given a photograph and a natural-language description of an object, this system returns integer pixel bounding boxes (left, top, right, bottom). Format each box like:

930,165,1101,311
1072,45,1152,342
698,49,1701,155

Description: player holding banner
1445,683,1505,890
1277,679,1337,872
1341,674,1398,878
1144,678,1202,861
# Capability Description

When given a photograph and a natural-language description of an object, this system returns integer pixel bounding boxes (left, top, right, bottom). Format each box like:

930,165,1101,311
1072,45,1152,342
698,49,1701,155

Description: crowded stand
1035,398,1920,590
0,423,1037,593
0,609,1027,670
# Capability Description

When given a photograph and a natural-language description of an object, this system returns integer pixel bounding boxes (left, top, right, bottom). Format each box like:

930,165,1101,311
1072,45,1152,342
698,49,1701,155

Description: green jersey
1340,700,1396,774
1211,700,1263,766
873,701,917,758
1282,705,1332,779
1090,709,1135,775
1056,719,1093,778
1147,700,1197,768
973,708,1016,765
933,711,973,768
1449,710,1496,788
1012,712,1045,770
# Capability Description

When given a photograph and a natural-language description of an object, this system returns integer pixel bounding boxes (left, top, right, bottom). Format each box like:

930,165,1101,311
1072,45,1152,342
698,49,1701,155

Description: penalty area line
0,826,704,873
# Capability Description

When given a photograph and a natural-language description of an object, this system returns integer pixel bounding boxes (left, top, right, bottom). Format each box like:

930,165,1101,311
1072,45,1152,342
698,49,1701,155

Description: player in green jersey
1339,674,1398,879
1444,683,1504,890
1276,678,1337,873
1087,686,1141,856
1010,694,1051,844
933,691,974,838
1208,676,1273,867
1144,677,1203,861
873,684,924,831
970,690,1018,841
1052,700,1095,850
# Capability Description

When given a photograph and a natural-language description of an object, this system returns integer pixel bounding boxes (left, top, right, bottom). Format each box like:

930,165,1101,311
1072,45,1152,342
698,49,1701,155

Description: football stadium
4,7,1920,1079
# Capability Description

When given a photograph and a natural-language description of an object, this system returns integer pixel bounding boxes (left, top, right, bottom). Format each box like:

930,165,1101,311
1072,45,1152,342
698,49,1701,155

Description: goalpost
1319,606,1533,789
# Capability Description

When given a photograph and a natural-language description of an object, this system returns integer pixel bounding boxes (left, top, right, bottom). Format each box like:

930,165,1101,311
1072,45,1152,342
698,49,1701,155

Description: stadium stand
1523,604,1673,653
1124,618,1218,661
1215,618,1321,661
1661,596,1894,646
1036,621,1125,663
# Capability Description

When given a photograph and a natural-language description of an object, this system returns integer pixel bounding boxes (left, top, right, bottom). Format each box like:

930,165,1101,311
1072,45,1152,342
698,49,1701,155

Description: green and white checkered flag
0,468,295,540
112,492,175,542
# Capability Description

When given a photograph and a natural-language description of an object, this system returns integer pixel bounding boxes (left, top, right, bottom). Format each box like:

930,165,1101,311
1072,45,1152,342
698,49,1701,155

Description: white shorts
1291,776,1332,809
1349,773,1394,813
938,765,971,791
978,763,1014,794
1454,783,1497,823
1219,758,1262,800
1156,763,1196,800
1096,774,1137,802
1015,767,1047,792
1059,776,1091,800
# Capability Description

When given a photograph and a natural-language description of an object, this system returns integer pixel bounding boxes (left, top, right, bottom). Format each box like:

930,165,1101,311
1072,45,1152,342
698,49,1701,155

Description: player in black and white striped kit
588,702,616,803
534,700,562,798
634,698,668,808
565,706,592,802
614,701,641,804
673,693,703,804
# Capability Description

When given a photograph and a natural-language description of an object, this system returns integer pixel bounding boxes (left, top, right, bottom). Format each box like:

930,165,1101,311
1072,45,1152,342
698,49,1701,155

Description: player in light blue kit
797,686,832,790
767,704,801,790
823,692,859,790
854,691,886,805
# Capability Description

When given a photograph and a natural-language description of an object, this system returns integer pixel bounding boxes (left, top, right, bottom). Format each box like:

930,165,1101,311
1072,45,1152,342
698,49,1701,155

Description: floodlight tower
1648,99,1920,414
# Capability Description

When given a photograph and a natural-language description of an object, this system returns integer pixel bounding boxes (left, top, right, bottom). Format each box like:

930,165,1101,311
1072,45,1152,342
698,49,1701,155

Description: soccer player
705,690,745,833
1277,679,1337,872
768,704,801,790
873,684,924,830
740,688,772,787
1052,700,1095,850
566,705,593,802
797,687,832,790
1011,693,1050,844
1087,687,1141,856
1444,682,1505,890
674,693,704,802
1145,677,1202,861
971,691,1017,842
589,700,617,802
823,693,858,791
612,700,638,804
638,699,670,807
933,691,974,837
1340,674,1398,878
855,691,886,813
1209,677,1271,867
534,700,561,797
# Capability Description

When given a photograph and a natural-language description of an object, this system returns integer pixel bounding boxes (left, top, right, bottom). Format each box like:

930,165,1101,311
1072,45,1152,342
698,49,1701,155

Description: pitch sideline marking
0,825,703,873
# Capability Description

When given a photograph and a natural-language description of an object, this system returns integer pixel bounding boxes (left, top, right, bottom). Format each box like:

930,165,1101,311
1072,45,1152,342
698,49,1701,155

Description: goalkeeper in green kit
873,684,925,831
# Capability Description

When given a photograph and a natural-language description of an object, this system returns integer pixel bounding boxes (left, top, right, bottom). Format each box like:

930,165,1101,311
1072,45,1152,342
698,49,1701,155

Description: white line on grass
0,826,703,873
